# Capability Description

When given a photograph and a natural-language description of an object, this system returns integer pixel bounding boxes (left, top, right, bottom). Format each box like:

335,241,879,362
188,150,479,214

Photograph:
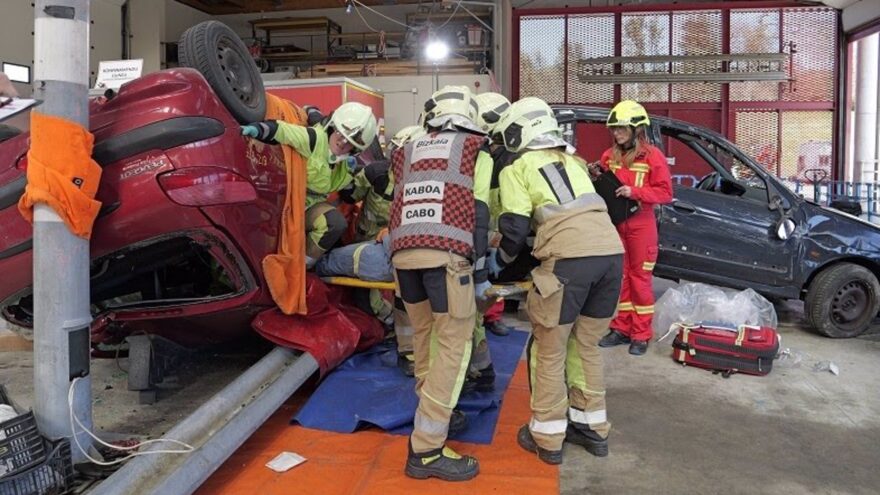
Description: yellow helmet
330,102,378,151
390,125,426,149
423,85,480,130
494,97,559,153
606,100,650,128
474,92,511,134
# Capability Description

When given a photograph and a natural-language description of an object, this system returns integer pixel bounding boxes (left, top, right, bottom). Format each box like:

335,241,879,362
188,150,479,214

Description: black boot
516,425,562,465
462,364,496,393
448,409,468,437
484,320,511,336
405,443,480,481
598,329,631,348
397,352,415,377
565,423,609,457
628,340,648,356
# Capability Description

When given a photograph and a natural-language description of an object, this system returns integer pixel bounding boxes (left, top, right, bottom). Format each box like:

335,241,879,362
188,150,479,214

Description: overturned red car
0,23,297,348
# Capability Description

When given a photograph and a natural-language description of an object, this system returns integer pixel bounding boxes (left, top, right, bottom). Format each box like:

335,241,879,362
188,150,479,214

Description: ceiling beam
175,0,427,15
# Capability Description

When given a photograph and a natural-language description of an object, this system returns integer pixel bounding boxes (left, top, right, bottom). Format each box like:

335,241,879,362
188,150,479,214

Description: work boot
397,352,415,377
565,423,609,457
448,409,468,437
598,329,631,348
628,340,648,356
516,425,562,465
484,320,511,336
462,364,496,393
405,443,479,482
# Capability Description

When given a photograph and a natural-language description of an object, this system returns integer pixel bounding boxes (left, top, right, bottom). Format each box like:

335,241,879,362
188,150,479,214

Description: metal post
92,349,319,495
32,0,93,463
854,33,878,183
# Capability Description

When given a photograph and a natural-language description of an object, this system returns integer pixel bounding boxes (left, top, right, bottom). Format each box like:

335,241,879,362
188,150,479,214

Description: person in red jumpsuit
596,100,673,355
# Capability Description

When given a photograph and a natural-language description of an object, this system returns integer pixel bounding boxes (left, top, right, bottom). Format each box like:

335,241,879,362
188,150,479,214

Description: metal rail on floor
90,347,319,495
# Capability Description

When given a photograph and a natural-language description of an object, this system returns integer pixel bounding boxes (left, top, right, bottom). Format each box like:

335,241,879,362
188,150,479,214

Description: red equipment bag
671,323,780,377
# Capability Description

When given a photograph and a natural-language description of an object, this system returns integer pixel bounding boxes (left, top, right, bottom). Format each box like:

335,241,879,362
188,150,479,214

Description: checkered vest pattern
389,131,483,259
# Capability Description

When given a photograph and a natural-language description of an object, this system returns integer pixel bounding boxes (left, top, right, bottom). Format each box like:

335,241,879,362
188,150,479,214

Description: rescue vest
389,131,484,258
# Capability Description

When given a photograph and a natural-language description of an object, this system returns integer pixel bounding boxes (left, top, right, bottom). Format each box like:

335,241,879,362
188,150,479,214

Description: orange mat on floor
197,361,558,495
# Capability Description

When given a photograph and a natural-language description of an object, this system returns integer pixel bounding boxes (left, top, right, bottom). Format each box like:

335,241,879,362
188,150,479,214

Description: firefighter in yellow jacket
241,102,378,267
487,97,624,465
390,86,493,481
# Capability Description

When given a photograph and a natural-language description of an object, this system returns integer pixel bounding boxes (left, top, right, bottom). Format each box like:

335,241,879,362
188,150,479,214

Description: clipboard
0,98,41,123
592,170,640,225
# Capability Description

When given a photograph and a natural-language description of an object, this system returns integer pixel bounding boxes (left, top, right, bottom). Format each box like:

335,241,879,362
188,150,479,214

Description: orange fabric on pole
197,361,559,494
262,94,309,315
17,111,102,239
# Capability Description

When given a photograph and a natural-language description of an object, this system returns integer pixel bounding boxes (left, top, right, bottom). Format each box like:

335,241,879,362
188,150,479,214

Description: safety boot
565,423,609,457
397,352,415,377
484,320,511,336
598,329,630,347
462,363,496,393
448,409,468,437
405,443,479,481
628,340,648,356
516,425,562,465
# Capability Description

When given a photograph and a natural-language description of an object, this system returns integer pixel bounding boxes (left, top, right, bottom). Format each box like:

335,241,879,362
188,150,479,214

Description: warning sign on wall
95,59,143,90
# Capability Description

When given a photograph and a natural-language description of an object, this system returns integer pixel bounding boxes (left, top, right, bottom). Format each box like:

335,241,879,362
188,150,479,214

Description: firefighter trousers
393,291,414,355
526,255,623,451
393,250,476,453
610,212,658,342
305,202,348,262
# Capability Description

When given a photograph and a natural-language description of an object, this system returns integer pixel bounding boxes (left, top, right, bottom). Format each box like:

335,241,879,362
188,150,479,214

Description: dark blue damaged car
555,106,880,338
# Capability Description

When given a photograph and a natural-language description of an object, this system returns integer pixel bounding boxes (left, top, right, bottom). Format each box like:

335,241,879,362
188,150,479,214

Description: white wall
351,74,494,139
164,0,213,43
128,0,165,74
0,0,123,95
842,0,880,34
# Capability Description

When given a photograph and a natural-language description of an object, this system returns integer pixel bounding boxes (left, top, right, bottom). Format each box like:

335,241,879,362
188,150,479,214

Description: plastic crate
0,438,74,495
0,386,45,478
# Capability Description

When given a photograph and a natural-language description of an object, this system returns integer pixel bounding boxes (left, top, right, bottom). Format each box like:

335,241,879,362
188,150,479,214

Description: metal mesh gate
781,8,836,102
620,12,669,102
515,4,839,179
735,110,779,174
671,10,722,103
730,8,780,102
567,13,615,104
518,15,565,104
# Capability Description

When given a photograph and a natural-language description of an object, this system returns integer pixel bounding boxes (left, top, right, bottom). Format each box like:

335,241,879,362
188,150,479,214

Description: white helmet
390,125,426,149
329,102,378,151
423,85,481,133
495,97,560,153
474,92,511,134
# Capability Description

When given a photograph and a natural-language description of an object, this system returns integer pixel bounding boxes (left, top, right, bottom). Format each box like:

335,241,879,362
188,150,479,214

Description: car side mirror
719,177,746,196
775,217,796,240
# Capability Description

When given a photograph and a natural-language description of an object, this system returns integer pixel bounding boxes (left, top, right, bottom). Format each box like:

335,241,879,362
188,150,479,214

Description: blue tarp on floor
292,327,529,445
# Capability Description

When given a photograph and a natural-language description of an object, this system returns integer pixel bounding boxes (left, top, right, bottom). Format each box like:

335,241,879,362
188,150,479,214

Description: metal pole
91,349,319,495
32,0,93,463
854,33,878,184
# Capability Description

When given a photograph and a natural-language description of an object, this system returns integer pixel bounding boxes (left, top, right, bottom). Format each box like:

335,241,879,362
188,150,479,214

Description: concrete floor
2,280,879,494
1,333,262,440
559,282,880,495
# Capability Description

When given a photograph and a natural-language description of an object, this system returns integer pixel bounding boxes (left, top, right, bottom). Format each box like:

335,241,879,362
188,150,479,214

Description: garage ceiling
175,0,426,15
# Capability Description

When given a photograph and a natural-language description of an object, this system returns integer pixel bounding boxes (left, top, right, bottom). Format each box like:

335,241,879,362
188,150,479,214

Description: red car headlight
158,167,257,206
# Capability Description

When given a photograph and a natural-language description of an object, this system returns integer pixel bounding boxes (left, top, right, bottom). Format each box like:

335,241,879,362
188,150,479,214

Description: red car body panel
0,69,297,347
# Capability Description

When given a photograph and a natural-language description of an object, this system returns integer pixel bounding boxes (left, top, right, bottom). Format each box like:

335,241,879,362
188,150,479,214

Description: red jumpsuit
600,144,673,342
